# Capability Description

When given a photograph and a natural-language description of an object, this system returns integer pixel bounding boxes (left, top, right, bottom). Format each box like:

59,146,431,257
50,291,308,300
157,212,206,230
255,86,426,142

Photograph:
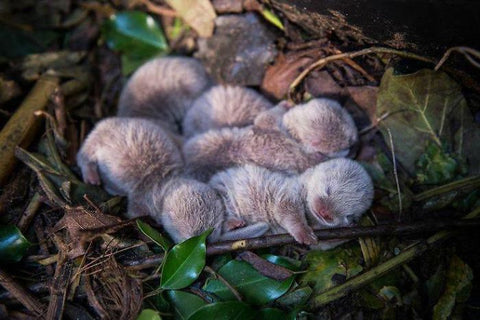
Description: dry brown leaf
165,0,216,37
53,206,122,258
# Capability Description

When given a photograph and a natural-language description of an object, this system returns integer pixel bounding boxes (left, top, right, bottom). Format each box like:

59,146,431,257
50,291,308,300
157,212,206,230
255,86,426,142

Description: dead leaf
165,0,216,37
238,251,293,281
53,206,122,258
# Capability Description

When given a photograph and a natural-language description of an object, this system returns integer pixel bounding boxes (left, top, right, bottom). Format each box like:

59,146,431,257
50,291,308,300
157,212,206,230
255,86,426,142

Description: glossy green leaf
203,259,294,305
0,225,31,263
263,254,301,271
160,229,211,289
376,68,476,174
166,290,207,320
103,11,168,57
136,309,162,320
259,308,287,320
300,245,363,293
188,301,255,320
137,220,172,252
276,286,312,307
121,54,153,76
433,255,473,320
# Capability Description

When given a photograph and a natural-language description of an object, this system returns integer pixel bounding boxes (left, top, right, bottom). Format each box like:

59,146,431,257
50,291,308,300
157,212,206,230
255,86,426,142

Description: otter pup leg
220,222,270,241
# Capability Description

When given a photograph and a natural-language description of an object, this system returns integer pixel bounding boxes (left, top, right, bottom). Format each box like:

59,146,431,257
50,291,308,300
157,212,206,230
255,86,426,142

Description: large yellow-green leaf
376,68,477,175
164,0,216,37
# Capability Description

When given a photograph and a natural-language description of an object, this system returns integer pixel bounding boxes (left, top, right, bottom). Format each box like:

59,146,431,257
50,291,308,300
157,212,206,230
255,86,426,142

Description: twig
17,192,42,232
309,206,480,309
413,175,480,201
332,48,376,82
288,47,433,101
46,235,72,320
204,266,243,302
0,268,45,317
123,218,480,269
386,128,402,219
435,46,480,71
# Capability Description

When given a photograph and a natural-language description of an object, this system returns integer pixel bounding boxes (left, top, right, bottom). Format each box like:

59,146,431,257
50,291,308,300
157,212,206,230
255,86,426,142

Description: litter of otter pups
77,56,374,248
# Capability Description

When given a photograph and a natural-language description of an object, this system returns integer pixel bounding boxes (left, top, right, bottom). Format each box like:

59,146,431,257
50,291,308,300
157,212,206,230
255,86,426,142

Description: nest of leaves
0,1,480,319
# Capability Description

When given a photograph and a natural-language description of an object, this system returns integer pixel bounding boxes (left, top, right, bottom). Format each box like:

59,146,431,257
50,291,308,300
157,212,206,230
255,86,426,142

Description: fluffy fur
281,98,358,157
117,57,212,133
183,126,323,181
77,117,224,243
209,165,317,245
183,85,273,138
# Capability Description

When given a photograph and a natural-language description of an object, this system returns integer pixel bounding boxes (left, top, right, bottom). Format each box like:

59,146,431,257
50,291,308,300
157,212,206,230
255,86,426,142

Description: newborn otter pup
183,126,323,181
117,57,212,133
183,85,273,138
209,158,373,248
256,98,358,158
209,164,318,245
76,117,224,243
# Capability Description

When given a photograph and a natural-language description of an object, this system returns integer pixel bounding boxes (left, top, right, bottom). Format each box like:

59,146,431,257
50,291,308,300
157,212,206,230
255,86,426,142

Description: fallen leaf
53,206,122,258
165,0,216,37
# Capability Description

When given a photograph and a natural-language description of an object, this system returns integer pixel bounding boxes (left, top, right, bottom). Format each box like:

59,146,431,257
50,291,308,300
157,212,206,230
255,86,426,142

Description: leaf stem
413,175,480,201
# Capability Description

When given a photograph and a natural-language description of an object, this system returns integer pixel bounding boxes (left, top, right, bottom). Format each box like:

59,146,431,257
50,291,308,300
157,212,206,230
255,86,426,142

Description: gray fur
117,57,212,133
77,117,224,243
281,98,358,157
183,126,323,182
209,158,373,248
183,85,273,138
209,165,317,245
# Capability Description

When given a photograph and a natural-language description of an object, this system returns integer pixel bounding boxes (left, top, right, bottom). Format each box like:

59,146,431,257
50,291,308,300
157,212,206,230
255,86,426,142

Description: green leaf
416,142,460,184
276,286,312,307
260,9,285,31
136,309,162,320
137,220,172,252
300,245,363,293
203,259,294,305
259,308,287,320
0,225,31,263
433,255,473,320
263,254,301,271
166,290,207,320
376,68,475,174
102,11,168,59
121,54,155,76
188,301,255,320
160,229,211,289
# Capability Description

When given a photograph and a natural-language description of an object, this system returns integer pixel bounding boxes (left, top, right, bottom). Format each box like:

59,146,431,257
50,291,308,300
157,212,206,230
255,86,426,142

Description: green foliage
102,11,169,75
136,309,162,320
203,259,295,305
433,255,473,320
136,220,172,252
166,290,207,320
416,142,461,185
188,301,256,320
300,245,363,293
0,225,31,263
160,229,210,289
376,68,477,175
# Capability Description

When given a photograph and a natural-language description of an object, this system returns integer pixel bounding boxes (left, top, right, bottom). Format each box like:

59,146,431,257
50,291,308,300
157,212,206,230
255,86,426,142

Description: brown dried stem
288,47,433,101
435,46,480,71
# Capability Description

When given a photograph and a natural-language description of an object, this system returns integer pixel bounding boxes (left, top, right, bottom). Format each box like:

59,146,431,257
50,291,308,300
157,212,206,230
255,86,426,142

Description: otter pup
183,85,273,138
117,57,212,133
209,164,318,245
76,117,226,243
183,126,324,182
209,158,373,248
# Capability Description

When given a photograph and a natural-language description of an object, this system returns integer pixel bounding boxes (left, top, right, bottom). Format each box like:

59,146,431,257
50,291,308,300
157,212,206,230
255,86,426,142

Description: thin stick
435,46,480,71
17,192,42,232
413,175,480,201
0,268,45,317
123,218,480,269
288,47,434,100
387,128,402,219
204,266,243,302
